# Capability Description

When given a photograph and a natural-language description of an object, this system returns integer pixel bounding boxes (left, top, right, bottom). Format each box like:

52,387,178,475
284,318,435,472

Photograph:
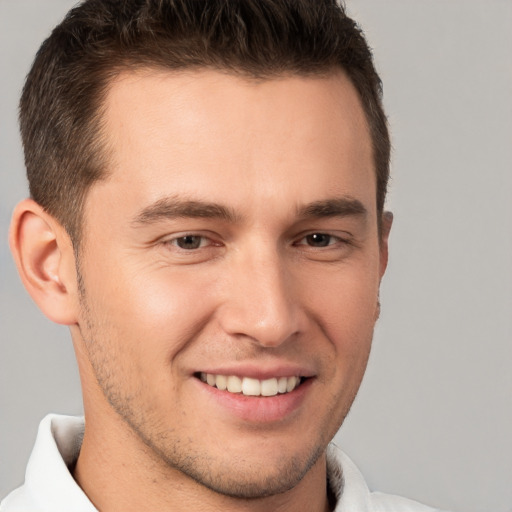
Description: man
2,1,448,511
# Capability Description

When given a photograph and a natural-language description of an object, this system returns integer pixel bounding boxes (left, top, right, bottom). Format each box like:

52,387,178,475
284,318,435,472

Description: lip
194,363,315,381
193,372,314,423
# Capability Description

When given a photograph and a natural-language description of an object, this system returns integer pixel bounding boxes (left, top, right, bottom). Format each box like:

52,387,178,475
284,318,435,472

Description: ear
9,198,80,325
379,210,393,278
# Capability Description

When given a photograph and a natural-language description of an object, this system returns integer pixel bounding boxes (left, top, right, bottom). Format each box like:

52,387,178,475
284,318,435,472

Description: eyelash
294,233,349,249
163,232,351,251
165,234,219,251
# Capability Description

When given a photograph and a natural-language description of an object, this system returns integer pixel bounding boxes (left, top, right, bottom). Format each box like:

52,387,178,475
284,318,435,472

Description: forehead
91,68,375,221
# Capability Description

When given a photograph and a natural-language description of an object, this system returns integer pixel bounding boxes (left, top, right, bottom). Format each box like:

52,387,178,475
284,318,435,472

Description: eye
158,232,224,264
299,233,340,248
170,235,210,250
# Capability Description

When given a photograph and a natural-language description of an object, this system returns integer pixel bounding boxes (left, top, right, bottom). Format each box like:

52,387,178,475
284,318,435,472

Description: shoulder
327,443,451,512
369,491,448,512
1,414,94,512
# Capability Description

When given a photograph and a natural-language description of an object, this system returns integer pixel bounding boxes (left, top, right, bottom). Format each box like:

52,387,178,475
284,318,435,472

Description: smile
199,373,303,397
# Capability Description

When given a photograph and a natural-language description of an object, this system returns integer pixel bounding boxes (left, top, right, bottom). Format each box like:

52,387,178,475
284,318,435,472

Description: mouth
196,372,306,397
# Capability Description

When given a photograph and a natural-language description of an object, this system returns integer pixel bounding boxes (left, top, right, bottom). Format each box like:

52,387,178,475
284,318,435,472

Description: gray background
1,1,511,511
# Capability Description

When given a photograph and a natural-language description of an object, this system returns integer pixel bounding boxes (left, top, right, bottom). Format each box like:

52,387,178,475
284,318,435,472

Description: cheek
305,262,380,332
80,257,219,369
302,261,380,378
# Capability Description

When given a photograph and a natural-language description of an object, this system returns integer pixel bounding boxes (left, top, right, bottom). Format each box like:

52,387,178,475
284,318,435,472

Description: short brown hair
20,0,390,244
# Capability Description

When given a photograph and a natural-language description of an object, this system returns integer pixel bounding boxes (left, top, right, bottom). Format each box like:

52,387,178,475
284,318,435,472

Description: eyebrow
132,196,367,226
297,197,368,220
132,197,240,225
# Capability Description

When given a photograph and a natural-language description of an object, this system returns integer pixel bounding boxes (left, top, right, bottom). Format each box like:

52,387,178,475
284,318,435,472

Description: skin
10,69,391,512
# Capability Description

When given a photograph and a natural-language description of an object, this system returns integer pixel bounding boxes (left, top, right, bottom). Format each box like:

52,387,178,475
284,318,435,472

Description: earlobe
9,199,79,325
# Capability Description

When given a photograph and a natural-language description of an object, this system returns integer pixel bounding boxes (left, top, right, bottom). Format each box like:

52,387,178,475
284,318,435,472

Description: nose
217,248,303,348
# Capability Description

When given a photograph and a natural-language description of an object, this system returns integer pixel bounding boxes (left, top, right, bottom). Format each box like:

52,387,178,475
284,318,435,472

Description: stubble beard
75,266,361,501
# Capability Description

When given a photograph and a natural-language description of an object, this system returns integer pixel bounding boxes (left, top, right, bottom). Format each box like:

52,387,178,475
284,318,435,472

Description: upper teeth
200,373,301,397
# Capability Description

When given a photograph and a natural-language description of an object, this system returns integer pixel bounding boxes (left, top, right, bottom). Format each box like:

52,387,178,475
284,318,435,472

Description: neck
73,414,331,512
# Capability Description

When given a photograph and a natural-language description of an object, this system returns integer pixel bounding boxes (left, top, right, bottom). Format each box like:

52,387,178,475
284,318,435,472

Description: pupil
307,233,330,247
177,235,201,249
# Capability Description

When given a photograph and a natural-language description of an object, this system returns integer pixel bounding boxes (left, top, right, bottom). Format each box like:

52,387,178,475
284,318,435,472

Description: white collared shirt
1,414,447,512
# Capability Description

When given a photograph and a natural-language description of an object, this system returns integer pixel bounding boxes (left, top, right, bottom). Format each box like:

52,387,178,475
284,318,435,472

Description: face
73,69,388,498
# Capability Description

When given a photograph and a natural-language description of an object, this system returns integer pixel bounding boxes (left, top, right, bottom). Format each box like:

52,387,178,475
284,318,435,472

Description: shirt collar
23,414,95,511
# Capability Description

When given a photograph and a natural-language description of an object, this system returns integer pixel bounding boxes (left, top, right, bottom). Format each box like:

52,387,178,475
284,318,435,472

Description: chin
174,445,325,499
